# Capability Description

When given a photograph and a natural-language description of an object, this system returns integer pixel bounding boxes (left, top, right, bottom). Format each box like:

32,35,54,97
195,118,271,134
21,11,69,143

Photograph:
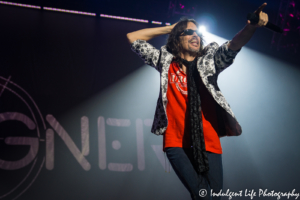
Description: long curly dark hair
166,18,205,67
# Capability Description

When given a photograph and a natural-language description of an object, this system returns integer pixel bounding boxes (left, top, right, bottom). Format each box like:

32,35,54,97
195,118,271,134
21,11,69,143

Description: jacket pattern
131,39,242,137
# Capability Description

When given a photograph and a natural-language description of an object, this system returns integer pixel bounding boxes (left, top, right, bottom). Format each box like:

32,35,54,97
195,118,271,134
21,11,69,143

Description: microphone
247,13,283,33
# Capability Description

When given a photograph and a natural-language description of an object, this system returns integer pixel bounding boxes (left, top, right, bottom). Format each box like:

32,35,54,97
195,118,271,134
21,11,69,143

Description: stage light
199,26,207,34
0,1,41,9
100,14,148,23
151,21,162,25
43,7,96,16
165,23,171,26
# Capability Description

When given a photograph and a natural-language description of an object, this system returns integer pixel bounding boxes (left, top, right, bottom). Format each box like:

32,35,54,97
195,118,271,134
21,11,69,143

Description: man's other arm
127,24,175,44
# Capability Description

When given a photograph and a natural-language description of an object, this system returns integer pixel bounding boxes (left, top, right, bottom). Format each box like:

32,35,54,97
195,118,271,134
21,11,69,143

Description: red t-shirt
163,61,222,154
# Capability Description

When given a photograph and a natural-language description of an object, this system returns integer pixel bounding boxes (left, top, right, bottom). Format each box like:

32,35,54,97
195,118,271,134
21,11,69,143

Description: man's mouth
189,36,199,47
190,40,199,47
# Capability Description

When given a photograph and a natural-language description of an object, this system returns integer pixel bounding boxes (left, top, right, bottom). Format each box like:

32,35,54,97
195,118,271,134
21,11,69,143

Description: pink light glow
151,21,162,25
43,7,96,16
283,29,290,31
100,14,148,23
0,1,41,9
291,2,295,7
290,13,294,17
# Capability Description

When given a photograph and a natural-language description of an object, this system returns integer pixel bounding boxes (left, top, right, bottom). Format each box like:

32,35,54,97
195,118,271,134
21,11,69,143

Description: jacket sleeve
130,39,161,72
214,41,241,74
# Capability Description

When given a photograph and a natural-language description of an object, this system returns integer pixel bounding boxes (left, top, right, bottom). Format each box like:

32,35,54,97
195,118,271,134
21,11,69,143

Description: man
127,3,268,200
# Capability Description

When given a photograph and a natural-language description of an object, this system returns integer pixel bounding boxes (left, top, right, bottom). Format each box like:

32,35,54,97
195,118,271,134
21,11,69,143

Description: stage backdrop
1,4,300,200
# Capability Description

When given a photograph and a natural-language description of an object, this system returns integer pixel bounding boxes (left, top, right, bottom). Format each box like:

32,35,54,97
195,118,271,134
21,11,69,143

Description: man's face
179,22,201,53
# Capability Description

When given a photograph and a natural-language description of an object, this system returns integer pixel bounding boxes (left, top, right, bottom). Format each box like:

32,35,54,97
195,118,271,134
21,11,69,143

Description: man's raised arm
126,24,176,44
228,2,269,51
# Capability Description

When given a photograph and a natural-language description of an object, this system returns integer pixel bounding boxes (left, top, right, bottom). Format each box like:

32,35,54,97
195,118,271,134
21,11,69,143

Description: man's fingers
255,2,267,14
261,12,268,26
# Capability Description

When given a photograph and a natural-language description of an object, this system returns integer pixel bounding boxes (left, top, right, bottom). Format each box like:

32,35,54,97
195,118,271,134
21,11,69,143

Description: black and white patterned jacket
131,39,242,137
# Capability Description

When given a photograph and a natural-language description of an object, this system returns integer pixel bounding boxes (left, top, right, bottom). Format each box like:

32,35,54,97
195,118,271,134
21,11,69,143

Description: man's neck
180,52,196,61
179,52,197,74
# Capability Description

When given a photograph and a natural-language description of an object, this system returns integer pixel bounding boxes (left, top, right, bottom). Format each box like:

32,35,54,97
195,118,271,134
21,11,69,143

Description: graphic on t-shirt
169,68,188,95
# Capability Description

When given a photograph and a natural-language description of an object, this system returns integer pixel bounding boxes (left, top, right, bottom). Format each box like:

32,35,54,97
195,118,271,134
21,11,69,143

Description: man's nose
192,31,199,37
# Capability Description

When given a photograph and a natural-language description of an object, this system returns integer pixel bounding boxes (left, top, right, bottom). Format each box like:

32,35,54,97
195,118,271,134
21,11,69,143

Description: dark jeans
166,147,223,200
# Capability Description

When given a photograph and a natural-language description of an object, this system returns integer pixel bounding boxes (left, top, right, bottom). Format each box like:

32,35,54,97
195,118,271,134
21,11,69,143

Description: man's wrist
246,23,258,30
164,25,173,34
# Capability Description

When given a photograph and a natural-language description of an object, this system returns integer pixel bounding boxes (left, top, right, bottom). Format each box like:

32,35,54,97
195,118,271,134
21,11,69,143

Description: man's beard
188,36,200,54
187,44,200,57
188,45,200,53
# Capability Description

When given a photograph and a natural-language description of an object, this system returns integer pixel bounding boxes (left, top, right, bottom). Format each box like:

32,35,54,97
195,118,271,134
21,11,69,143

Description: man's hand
168,23,177,33
247,2,269,27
